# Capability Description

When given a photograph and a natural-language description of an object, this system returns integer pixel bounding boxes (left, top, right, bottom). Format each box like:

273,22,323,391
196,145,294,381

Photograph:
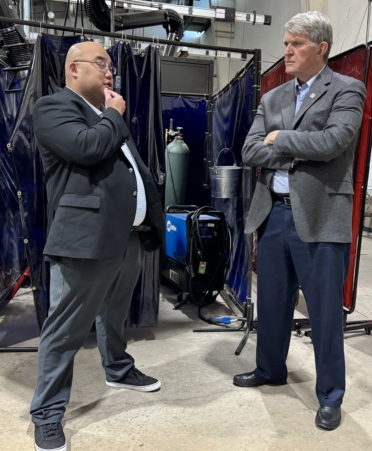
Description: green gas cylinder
164,127,190,208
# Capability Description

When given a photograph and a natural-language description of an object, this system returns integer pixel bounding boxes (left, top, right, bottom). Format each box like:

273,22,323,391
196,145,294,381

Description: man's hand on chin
264,130,280,145
104,88,126,115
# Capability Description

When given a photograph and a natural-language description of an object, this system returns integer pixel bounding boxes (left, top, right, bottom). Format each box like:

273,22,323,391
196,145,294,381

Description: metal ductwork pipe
22,0,30,38
163,32,177,57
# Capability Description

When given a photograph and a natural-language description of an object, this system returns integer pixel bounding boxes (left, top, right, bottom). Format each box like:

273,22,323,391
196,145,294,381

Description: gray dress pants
30,232,144,425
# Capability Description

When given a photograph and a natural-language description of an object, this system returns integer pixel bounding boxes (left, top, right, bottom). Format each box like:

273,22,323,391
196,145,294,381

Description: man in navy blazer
235,11,366,431
30,41,164,451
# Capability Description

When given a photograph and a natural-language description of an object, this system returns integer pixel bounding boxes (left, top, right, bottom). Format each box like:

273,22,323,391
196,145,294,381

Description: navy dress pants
254,198,350,408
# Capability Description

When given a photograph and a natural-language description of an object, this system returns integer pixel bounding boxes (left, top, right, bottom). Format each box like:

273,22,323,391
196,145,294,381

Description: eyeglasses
74,60,117,75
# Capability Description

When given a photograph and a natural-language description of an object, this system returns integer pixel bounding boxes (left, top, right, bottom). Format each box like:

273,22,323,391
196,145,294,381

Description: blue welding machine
162,205,230,293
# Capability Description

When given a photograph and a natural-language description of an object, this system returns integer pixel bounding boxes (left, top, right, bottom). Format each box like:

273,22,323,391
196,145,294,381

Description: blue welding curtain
161,95,208,206
3,35,164,328
7,35,83,327
210,63,255,305
109,41,166,327
0,67,23,307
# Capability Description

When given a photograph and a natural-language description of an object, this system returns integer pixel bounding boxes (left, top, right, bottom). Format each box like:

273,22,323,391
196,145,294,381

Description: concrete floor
1,235,372,451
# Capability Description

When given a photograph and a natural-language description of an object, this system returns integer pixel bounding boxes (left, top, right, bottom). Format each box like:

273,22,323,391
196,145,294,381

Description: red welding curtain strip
261,62,292,97
259,47,370,310
342,48,372,310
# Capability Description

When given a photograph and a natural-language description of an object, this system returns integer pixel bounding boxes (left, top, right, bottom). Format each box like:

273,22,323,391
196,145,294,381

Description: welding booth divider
1,34,168,330
0,66,23,309
110,40,166,327
4,35,91,329
161,95,209,207
2,22,371,339
260,45,372,316
210,62,256,306
0,31,259,333
159,58,258,309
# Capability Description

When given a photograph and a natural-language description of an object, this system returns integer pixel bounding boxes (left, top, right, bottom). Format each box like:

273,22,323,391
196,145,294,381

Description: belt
272,192,291,206
131,224,151,232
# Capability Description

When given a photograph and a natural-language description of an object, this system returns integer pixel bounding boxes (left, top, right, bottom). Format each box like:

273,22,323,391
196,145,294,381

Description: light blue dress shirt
271,66,326,193
66,86,147,226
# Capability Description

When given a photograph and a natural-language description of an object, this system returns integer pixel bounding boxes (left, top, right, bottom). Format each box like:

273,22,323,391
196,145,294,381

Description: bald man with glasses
30,42,164,451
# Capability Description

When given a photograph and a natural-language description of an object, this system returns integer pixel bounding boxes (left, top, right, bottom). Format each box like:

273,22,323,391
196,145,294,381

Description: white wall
308,0,369,57
204,0,303,89
215,0,371,83
233,0,303,73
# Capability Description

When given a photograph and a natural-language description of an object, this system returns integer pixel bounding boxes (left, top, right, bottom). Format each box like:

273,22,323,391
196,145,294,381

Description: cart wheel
177,292,185,302
174,292,190,310
365,328,371,335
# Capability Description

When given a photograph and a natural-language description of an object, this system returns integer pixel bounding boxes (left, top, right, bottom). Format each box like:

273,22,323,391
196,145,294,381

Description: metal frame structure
0,16,262,354
0,15,258,58
297,38,372,338
257,46,372,340
193,52,261,355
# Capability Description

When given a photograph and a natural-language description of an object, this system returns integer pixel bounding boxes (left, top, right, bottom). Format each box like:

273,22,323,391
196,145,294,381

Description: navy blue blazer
33,87,164,259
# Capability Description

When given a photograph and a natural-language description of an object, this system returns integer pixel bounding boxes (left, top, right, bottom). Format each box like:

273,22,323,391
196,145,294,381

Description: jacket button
133,191,137,197
129,168,134,173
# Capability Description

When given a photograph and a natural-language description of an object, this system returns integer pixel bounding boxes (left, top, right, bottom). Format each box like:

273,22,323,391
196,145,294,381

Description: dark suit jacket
33,87,164,259
242,66,366,243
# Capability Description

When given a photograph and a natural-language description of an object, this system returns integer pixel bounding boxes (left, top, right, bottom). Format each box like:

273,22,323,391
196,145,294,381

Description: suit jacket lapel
281,81,296,130
63,87,102,125
290,66,333,129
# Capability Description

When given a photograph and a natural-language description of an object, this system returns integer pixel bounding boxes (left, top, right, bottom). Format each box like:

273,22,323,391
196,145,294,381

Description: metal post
163,32,177,57
367,0,372,45
110,0,115,45
22,0,30,38
349,0,372,313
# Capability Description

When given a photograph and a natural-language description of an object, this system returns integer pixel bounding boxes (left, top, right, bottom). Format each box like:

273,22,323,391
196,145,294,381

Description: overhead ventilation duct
84,0,184,41
0,0,33,68
1,26,33,66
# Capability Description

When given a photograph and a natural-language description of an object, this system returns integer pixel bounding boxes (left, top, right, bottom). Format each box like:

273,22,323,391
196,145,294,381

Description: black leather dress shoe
233,371,286,387
315,406,341,430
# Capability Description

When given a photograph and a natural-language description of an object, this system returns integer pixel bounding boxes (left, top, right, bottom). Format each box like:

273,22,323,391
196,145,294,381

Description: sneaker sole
106,380,161,392
35,443,67,451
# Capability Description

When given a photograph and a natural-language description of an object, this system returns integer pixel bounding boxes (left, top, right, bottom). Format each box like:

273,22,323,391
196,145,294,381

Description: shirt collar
295,65,326,92
66,86,103,116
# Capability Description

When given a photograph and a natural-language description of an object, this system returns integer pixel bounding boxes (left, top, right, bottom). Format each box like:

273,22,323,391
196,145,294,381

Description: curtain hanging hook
39,22,42,36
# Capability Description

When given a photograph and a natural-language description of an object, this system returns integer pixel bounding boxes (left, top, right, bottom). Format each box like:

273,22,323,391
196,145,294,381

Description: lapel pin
310,93,316,99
